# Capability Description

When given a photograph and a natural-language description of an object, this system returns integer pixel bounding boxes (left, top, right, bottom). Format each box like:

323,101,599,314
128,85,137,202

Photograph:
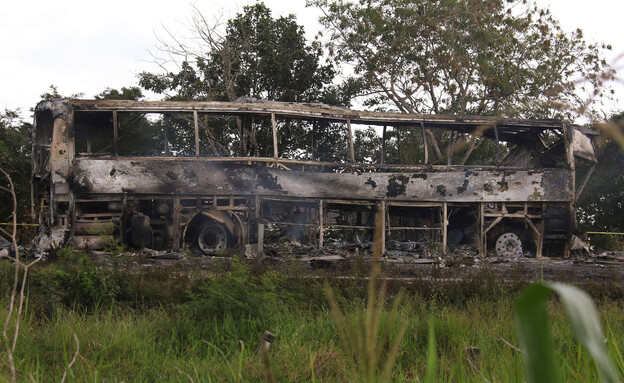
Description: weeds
325,208,407,382
0,169,43,382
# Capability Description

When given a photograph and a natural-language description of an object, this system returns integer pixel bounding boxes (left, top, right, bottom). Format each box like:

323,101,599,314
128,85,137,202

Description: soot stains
497,173,509,192
483,184,493,193
365,178,377,189
497,180,509,192
456,178,469,194
436,185,447,196
109,167,127,177
165,171,177,181
183,168,197,181
412,173,427,180
256,171,283,191
386,175,409,197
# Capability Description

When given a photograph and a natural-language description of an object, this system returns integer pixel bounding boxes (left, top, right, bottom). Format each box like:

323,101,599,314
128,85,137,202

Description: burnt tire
193,222,228,255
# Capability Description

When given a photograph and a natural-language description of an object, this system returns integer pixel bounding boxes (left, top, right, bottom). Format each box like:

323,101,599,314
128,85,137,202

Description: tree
39,84,84,100
139,3,341,104
139,3,354,159
310,0,616,163
95,86,144,101
577,112,624,238
0,110,32,226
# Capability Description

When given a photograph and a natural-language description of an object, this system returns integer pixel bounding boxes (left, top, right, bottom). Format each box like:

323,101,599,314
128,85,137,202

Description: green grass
1,252,624,382
5,294,624,382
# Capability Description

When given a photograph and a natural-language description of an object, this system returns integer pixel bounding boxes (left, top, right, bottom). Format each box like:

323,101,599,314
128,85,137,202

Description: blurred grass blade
552,283,620,383
309,351,316,383
514,282,620,383
424,319,437,383
514,283,558,383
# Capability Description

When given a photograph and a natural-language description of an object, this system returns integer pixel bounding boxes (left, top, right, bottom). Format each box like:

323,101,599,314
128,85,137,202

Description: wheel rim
197,224,227,254
495,232,522,257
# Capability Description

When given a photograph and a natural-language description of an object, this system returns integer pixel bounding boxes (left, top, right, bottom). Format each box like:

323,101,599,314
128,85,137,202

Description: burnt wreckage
32,99,597,257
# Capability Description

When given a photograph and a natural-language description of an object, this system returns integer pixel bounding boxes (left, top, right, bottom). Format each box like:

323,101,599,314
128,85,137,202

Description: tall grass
1,292,624,381
325,209,407,382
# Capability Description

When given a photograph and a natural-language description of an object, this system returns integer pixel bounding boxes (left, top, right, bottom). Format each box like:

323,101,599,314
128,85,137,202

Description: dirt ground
88,245,624,285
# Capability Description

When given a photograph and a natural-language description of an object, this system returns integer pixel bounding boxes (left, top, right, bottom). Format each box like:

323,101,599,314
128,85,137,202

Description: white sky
1,0,622,120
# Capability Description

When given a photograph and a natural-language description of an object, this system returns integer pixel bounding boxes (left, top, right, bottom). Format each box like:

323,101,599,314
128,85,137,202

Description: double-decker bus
32,99,597,257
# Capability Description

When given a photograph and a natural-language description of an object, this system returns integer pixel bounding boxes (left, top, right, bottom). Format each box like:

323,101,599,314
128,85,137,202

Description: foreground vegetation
0,249,622,382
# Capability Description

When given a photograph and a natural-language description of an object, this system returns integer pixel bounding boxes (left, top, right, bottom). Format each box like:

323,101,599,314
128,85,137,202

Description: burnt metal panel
72,160,573,202
569,127,597,162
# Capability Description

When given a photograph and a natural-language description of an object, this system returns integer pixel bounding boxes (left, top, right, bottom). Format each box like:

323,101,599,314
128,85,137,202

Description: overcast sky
1,0,622,120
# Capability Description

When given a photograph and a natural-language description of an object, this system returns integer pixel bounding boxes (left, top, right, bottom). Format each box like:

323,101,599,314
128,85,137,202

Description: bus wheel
195,222,228,255
495,232,523,258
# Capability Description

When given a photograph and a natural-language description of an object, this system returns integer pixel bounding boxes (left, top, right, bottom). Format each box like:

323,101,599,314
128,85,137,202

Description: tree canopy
0,109,32,226
139,3,343,105
311,0,615,119
577,113,624,233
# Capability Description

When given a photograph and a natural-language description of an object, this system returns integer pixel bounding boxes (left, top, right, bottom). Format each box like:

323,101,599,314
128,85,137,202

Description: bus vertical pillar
420,121,429,164
442,202,448,255
271,113,278,166
563,123,574,258
347,119,355,165
379,200,386,254
173,196,180,251
478,203,485,257
255,196,263,258
257,223,264,258
381,126,386,165
319,199,324,248
193,111,200,157
69,192,75,246
120,193,127,247
113,111,118,157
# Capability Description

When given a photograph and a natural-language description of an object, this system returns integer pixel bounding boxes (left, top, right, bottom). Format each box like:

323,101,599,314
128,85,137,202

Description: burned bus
32,99,597,257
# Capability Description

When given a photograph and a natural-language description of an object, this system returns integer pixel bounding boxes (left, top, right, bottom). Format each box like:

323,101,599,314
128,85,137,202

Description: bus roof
36,98,567,141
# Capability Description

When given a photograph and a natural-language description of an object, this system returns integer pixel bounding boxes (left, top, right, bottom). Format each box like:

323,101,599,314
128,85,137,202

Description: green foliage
423,320,437,383
42,249,122,310
3,255,624,381
311,0,614,120
324,211,409,382
0,109,32,224
139,3,341,105
39,84,84,100
591,235,624,251
514,282,620,383
4,280,624,381
182,258,298,320
578,112,624,236
95,86,144,101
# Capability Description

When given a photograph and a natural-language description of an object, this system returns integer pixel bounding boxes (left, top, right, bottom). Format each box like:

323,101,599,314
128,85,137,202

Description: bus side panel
71,160,573,203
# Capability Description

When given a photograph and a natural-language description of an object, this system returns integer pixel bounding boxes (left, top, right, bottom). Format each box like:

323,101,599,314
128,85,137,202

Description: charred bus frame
32,99,597,257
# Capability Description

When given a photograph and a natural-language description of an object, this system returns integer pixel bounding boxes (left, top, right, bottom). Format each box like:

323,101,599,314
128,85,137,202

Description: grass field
2,250,624,382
